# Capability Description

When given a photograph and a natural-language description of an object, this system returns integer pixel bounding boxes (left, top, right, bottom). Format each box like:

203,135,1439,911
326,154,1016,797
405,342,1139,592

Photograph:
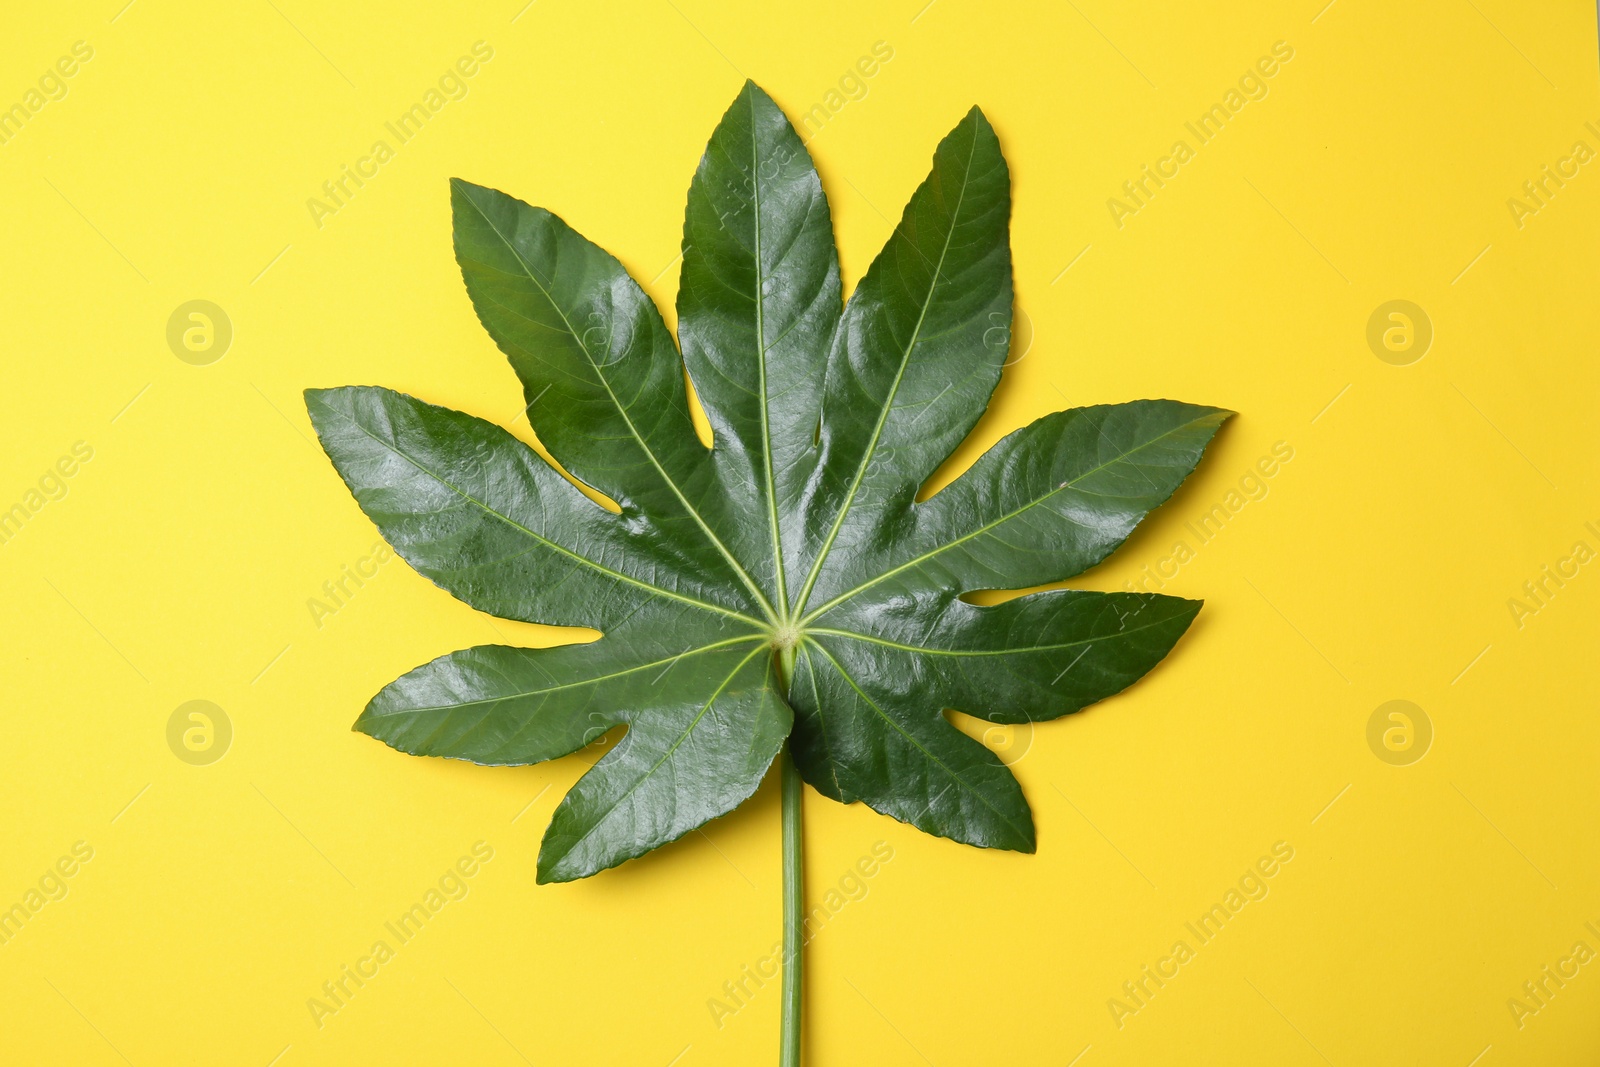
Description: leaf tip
996,820,1037,855
534,845,578,885
1018,811,1038,853
301,386,368,444
449,176,497,212
963,103,997,137
731,79,780,121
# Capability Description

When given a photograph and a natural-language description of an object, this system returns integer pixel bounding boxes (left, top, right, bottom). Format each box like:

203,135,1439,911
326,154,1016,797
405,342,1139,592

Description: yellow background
3,1,1597,1063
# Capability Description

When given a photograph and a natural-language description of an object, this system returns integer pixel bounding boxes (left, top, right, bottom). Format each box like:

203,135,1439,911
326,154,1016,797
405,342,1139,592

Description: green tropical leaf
306,80,1230,885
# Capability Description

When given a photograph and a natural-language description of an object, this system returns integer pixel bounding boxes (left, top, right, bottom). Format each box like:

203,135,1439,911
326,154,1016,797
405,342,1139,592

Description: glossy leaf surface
307,81,1230,882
